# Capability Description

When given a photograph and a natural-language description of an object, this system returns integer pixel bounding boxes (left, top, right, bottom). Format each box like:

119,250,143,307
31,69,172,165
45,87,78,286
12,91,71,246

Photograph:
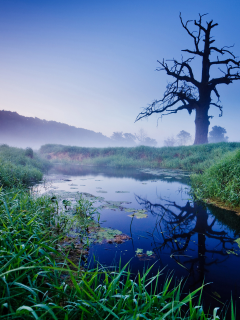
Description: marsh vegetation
0,144,239,319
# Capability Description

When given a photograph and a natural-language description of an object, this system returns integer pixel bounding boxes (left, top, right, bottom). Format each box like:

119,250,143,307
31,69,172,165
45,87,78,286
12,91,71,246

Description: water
37,165,240,313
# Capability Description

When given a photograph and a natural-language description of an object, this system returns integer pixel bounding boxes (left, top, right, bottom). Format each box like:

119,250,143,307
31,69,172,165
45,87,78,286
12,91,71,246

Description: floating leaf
136,248,143,255
146,250,153,256
128,211,148,219
235,238,240,248
115,191,130,193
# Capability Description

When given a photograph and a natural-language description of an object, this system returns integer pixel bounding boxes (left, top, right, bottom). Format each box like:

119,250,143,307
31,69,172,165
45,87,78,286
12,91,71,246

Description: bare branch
210,102,223,117
157,59,200,88
210,46,236,58
210,58,240,66
180,12,206,56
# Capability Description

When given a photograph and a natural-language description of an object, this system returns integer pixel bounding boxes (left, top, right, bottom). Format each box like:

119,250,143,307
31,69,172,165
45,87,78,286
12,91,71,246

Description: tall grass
0,188,234,319
0,145,51,187
191,149,240,208
39,142,240,172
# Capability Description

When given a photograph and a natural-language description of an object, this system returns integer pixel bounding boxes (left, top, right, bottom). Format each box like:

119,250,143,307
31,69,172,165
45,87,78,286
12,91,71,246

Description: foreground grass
0,188,235,319
0,145,51,187
191,149,240,209
40,142,240,173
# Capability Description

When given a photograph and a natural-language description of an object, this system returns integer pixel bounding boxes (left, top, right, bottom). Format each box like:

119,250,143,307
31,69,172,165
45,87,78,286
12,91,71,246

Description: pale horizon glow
0,0,240,146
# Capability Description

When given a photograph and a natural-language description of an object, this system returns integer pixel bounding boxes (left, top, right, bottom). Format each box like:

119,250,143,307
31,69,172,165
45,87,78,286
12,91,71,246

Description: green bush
191,149,240,207
0,144,51,187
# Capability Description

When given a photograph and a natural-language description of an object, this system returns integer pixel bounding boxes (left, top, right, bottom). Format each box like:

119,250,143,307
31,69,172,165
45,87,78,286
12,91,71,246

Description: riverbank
0,145,237,319
0,144,51,187
39,143,240,211
191,148,240,212
39,142,240,173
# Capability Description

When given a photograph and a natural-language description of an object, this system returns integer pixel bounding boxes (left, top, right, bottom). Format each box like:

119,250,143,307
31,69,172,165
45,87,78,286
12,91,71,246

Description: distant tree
144,137,157,147
123,133,136,146
208,126,228,143
110,132,136,146
110,132,124,142
164,136,176,147
25,147,34,158
135,14,240,145
177,130,192,146
135,129,147,144
135,129,157,147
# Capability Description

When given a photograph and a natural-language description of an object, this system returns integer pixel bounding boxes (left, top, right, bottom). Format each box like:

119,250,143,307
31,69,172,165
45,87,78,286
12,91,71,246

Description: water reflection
135,195,240,294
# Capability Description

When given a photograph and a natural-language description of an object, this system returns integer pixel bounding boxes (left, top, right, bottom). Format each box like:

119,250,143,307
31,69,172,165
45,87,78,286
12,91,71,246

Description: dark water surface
40,165,240,314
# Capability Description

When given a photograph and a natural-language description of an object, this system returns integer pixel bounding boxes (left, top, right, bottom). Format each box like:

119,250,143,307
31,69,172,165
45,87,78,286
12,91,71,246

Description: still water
38,165,240,313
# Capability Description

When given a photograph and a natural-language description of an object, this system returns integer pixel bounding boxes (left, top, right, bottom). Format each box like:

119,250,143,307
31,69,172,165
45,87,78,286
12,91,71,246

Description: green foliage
40,142,240,172
0,144,51,187
25,147,34,158
191,149,240,207
209,126,228,143
0,187,235,319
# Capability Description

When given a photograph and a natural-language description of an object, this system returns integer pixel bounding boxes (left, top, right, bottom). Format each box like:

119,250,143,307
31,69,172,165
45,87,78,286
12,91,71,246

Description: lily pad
136,248,143,255
127,210,148,219
88,227,124,244
115,191,130,193
146,250,154,256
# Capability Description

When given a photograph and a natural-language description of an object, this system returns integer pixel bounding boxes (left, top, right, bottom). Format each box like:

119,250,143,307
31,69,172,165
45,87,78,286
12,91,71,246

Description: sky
0,0,240,146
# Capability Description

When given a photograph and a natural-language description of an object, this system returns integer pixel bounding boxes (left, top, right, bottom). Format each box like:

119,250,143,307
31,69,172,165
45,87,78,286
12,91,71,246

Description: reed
39,142,240,173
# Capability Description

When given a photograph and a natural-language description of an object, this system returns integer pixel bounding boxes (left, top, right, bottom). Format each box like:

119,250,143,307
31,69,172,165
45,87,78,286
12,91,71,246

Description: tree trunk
194,106,210,145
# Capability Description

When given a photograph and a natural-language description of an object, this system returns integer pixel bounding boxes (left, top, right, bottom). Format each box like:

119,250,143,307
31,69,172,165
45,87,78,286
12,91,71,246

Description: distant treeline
0,110,157,149
0,110,112,148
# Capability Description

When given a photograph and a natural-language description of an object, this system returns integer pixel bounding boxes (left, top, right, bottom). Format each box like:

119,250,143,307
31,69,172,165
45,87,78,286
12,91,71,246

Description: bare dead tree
135,14,240,144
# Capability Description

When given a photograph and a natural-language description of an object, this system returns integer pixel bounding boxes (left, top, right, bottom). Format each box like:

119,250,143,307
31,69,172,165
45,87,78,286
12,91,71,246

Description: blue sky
0,0,240,145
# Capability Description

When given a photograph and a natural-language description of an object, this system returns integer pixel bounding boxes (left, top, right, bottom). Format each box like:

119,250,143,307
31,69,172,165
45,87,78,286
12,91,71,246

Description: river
35,164,240,315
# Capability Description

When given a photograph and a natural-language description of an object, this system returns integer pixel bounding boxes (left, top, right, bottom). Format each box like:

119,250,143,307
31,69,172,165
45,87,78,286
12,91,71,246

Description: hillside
0,110,112,148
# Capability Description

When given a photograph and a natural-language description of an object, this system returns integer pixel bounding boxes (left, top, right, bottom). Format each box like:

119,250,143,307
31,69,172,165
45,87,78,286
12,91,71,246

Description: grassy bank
191,149,240,210
39,142,240,172
0,144,51,187
0,187,235,319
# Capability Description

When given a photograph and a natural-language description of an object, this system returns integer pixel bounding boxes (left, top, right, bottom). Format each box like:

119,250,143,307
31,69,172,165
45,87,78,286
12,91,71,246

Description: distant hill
0,110,112,149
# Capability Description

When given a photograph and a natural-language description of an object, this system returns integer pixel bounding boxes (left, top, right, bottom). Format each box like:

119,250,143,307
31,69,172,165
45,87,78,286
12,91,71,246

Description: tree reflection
135,195,239,287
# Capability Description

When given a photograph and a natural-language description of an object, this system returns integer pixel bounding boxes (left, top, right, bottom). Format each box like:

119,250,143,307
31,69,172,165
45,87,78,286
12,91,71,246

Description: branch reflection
135,195,239,287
